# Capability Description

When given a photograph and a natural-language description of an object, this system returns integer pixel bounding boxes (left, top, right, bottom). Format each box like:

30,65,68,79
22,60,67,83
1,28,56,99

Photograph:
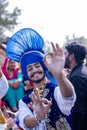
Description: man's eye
28,68,32,71
36,65,40,68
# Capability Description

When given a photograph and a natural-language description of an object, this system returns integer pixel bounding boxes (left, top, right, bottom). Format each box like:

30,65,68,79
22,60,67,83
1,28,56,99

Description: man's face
27,62,45,83
64,50,71,69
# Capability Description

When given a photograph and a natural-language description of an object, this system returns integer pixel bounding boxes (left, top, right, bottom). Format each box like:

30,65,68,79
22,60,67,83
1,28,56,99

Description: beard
29,71,45,83
64,57,71,69
64,61,70,69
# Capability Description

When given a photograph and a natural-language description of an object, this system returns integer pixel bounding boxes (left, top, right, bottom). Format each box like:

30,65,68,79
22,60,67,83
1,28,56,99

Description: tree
62,34,87,50
0,0,21,41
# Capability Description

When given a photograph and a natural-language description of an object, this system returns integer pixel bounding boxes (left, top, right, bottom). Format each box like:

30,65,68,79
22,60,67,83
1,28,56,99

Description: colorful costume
6,28,57,84
6,28,76,129
2,58,24,110
19,82,75,130
18,50,75,130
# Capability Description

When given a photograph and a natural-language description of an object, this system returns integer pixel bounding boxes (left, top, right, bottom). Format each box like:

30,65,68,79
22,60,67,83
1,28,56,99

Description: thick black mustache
30,71,43,78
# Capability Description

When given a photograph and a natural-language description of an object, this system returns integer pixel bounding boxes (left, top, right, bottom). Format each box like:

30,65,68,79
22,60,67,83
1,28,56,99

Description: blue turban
6,28,58,84
20,50,47,80
6,28,45,62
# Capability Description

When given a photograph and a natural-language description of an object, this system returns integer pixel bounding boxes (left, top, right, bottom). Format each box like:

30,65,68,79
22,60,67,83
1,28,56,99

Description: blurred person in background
1,57,24,112
65,42,87,130
0,44,6,67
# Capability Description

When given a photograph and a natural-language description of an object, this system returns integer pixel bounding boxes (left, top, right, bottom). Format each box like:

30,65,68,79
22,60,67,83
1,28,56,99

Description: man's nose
32,67,38,72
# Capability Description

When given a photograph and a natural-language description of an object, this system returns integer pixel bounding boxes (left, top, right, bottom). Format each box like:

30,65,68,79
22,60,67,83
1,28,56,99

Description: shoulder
22,90,33,104
70,64,87,78
46,82,57,88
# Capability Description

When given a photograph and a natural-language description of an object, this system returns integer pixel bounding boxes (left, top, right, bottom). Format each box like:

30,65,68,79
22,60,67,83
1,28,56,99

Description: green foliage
62,34,87,50
0,0,21,41
44,35,87,52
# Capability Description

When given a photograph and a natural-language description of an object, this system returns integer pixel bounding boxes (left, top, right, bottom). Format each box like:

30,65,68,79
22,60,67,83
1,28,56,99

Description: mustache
30,71,44,78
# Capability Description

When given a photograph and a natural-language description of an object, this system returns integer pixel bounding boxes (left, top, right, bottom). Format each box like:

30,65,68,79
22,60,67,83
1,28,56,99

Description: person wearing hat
18,43,76,130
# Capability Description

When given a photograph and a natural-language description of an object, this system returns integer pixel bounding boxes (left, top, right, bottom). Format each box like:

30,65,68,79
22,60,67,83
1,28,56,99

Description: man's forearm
55,70,74,97
24,115,40,128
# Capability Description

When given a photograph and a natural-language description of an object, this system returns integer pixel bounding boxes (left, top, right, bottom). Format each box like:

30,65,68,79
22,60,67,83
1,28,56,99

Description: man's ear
69,54,75,61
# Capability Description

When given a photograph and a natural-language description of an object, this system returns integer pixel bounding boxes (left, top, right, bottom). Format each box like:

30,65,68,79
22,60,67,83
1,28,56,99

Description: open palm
43,43,65,76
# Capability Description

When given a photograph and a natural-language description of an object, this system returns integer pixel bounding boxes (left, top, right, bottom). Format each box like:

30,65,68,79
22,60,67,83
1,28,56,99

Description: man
65,42,87,130
18,43,76,130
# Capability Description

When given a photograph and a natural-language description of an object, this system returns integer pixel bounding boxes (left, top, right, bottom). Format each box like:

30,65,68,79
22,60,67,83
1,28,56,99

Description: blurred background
0,0,87,51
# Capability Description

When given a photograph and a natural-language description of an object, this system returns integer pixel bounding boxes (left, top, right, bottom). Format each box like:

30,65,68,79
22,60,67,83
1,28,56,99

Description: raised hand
29,88,51,121
43,42,65,76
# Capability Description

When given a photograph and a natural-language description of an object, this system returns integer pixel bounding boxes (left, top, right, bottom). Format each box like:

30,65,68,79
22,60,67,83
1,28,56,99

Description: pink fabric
1,57,19,80
0,100,6,106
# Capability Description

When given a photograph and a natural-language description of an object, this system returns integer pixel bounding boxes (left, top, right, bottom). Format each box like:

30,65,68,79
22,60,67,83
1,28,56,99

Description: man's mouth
30,72,43,78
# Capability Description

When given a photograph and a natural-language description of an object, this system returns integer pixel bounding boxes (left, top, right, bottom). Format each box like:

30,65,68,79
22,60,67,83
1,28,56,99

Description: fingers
41,98,52,107
6,110,15,118
29,102,34,110
43,42,61,63
43,53,53,65
6,117,15,127
34,88,41,101
42,98,52,104
51,42,57,52
51,42,63,56
56,43,63,55
30,88,41,104
51,42,60,53
41,98,52,115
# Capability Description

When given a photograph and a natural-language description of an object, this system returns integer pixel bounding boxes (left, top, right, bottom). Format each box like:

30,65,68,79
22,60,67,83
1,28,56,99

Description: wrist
34,112,40,124
54,70,65,79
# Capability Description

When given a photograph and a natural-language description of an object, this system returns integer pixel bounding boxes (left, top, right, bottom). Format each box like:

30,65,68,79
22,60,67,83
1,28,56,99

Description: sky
7,0,87,47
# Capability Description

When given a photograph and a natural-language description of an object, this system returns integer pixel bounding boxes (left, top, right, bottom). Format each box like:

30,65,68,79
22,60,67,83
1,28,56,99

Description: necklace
39,79,48,98
39,87,44,98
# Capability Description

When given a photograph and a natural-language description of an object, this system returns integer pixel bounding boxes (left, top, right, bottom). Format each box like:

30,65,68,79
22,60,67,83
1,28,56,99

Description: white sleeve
54,86,76,115
19,99,33,130
0,74,8,99
0,124,4,130
19,100,47,130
